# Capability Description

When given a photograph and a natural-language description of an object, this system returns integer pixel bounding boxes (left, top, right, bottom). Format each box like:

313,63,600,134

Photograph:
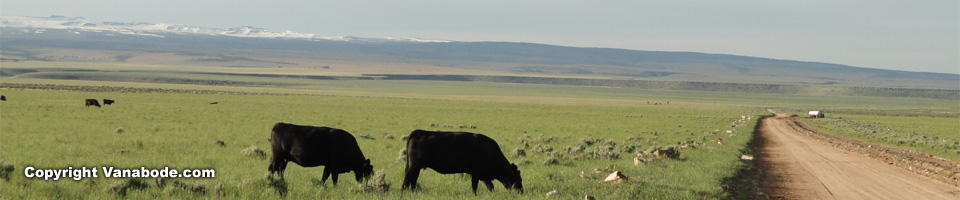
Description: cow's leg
279,161,287,178
268,155,285,178
321,168,331,185
401,166,421,190
268,157,277,175
471,176,480,195
483,180,494,192
330,171,339,185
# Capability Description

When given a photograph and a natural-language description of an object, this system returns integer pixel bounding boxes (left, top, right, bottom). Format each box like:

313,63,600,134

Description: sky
2,0,958,74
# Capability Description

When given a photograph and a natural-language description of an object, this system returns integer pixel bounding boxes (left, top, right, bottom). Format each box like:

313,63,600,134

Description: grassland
799,114,960,161
0,88,762,199
3,61,957,100
1,61,957,199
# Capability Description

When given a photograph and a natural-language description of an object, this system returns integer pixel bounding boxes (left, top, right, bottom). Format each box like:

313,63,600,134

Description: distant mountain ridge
0,15,449,42
1,15,957,90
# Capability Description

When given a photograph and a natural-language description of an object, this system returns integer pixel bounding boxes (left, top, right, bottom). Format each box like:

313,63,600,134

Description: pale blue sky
3,0,958,74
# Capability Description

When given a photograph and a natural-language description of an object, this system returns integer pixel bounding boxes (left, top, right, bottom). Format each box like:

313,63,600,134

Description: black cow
402,130,523,194
85,99,101,107
268,123,373,185
1,95,6,101
103,99,115,105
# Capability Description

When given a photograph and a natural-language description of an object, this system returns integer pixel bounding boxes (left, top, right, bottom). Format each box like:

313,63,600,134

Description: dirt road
757,113,958,199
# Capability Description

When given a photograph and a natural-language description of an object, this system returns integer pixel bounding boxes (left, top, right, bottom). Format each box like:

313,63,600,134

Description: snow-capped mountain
0,15,449,43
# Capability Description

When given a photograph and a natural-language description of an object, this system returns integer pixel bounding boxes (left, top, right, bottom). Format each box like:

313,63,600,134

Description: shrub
265,174,288,196
396,148,407,162
357,169,390,192
108,178,150,197
0,161,13,181
171,181,207,195
533,144,554,154
242,145,267,160
565,145,586,155
517,135,531,146
543,156,560,165
512,148,527,157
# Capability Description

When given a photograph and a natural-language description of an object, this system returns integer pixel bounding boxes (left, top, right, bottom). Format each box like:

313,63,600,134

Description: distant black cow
85,99,101,107
1,95,5,101
268,123,373,185
103,99,115,105
402,130,523,194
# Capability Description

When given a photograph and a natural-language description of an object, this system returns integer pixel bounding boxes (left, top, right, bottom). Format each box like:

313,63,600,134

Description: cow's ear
365,159,371,164
510,163,518,170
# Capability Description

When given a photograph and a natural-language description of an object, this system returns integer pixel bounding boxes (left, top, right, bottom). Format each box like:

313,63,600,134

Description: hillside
1,16,957,90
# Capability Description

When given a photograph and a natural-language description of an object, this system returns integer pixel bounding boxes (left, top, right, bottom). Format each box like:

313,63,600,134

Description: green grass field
0,88,762,199
800,114,960,161
1,61,957,199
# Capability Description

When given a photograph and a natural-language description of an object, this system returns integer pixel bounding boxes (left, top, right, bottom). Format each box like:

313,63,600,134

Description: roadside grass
800,114,960,161
0,89,758,199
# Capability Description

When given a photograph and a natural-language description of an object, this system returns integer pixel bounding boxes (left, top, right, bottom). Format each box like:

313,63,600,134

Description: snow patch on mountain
0,15,450,43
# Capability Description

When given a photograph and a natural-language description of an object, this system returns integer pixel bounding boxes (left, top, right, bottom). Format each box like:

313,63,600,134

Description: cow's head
354,159,374,182
499,163,523,194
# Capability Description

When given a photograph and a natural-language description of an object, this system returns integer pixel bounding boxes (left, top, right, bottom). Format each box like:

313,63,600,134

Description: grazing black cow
268,122,373,185
402,130,523,194
85,99,101,107
103,99,115,105
1,95,6,101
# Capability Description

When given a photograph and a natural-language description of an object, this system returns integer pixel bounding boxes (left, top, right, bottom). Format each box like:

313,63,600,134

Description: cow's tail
401,131,414,190
403,132,412,168
403,130,420,174
268,123,286,178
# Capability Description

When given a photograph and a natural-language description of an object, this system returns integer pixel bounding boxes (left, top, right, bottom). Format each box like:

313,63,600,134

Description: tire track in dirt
756,113,958,199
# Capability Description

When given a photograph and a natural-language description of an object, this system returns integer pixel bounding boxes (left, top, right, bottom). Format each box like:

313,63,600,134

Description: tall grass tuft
0,160,13,181
242,145,267,160
108,178,150,197
357,169,390,192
